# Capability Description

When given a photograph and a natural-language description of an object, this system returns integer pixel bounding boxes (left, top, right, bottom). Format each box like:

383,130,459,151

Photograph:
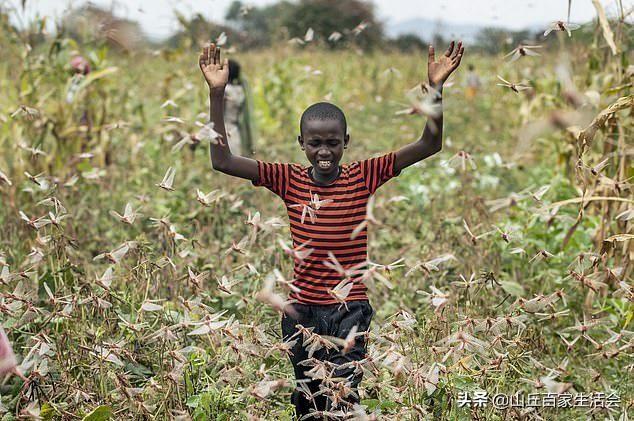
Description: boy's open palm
427,40,464,87
199,43,229,90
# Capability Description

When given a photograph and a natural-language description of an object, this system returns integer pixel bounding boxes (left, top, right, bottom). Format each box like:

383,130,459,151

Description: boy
198,41,464,419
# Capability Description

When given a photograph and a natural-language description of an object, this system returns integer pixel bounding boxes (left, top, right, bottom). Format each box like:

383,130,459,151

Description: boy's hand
427,40,464,87
199,43,229,91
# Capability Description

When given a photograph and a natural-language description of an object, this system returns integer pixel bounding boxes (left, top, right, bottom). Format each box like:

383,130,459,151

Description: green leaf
124,360,154,380
499,281,525,297
452,375,477,391
77,161,93,173
360,399,380,411
186,395,201,409
82,405,112,421
40,403,57,420
80,67,119,88
380,400,399,410
360,398,400,411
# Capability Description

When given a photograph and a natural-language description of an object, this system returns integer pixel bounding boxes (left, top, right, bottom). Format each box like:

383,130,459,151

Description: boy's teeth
318,161,332,168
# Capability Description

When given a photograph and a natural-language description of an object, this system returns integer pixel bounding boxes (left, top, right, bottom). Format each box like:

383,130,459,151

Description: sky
3,0,627,40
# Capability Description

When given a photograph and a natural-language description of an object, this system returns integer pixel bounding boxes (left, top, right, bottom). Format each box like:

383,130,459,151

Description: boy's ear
297,135,304,149
344,134,350,148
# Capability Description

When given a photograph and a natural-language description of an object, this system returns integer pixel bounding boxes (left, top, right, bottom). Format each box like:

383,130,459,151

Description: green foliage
167,12,245,51
281,0,383,50
226,0,384,50
187,389,240,420
390,33,427,53
474,27,535,54
225,1,293,49
81,406,113,421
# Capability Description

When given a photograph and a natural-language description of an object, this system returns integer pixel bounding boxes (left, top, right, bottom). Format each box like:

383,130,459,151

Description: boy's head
298,102,349,177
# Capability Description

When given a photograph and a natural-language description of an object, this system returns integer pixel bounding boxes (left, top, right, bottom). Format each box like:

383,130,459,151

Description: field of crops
0,6,632,420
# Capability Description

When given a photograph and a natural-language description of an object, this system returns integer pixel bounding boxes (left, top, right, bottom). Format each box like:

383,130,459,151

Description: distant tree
60,4,146,51
0,7,17,38
166,12,247,50
0,6,25,59
474,27,536,54
280,0,383,50
225,0,383,50
432,32,446,48
225,1,243,21
225,1,292,49
0,4,14,30
391,33,426,52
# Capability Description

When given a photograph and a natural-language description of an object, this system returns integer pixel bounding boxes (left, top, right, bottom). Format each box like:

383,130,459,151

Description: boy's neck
309,166,341,186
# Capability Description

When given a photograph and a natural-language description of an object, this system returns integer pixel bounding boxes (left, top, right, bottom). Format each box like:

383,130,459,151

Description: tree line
1,0,602,55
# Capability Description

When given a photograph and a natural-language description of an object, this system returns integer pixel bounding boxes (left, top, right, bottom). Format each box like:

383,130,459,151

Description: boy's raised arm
393,40,464,173
199,43,259,181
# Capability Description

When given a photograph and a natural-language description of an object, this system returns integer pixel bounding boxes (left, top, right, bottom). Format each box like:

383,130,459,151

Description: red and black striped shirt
252,152,401,304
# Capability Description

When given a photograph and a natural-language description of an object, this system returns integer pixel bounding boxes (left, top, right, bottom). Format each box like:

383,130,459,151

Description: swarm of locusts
0,3,632,420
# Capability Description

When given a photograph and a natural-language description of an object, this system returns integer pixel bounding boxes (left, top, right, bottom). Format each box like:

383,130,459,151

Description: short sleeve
359,152,401,194
251,161,290,199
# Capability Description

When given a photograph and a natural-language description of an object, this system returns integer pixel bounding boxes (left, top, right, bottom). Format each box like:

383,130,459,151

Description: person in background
70,55,91,76
465,63,481,100
224,59,255,156
67,54,94,151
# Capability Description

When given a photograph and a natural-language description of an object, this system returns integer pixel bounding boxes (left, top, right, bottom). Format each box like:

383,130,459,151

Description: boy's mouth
317,160,333,169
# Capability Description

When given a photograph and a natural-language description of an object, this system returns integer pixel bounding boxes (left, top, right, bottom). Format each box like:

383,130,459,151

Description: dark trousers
281,300,374,420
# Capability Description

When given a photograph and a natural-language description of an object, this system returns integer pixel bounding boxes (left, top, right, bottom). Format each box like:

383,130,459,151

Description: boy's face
298,118,349,177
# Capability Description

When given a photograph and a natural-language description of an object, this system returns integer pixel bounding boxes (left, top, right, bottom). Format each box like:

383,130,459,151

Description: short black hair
228,59,241,84
300,102,347,136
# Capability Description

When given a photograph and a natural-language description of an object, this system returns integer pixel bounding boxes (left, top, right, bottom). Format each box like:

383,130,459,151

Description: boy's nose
317,148,331,158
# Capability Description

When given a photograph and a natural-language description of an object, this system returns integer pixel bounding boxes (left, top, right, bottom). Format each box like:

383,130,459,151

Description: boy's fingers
454,48,465,68
454,41,463,56
452,44,462,58
452,42,461,58
445,40,455,57
428,45,435,63
214,47,221,64
209,43,215,64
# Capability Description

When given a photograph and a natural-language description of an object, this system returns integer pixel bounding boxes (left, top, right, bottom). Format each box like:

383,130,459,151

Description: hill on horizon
386,17,549,43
